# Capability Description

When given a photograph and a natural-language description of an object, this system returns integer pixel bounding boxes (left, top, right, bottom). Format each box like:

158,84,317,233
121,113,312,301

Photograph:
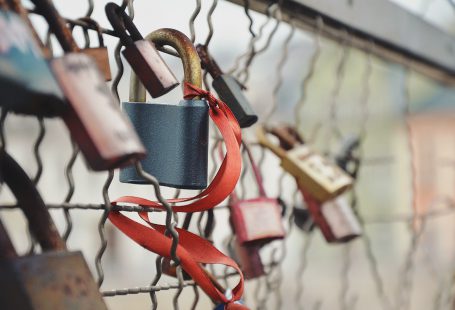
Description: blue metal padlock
0,8,65,117
120,28,209,189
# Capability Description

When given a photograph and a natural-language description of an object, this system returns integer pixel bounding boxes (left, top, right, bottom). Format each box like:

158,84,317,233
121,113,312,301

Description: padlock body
0,10,65,117
212,74,257,128
304,192,361,243
231,197,285,246
120,99,209,189
321,196,362,242
0,251,107,309
123,40,179,98
51,53,146,171
81,47,112,81
282,145,353,202
233,241,264,280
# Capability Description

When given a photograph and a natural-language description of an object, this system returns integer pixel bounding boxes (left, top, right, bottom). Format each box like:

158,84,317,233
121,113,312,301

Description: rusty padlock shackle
129,28,202,102
0,150,66,253
30,0,79,52
105,2,143,47
257,124,306,158
78,17,106,49
270,126,305,150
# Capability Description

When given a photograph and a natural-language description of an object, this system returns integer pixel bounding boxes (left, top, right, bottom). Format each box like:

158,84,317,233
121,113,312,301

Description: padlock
257,125,353,203
32,0,146,170
0,3,65,116
119,28,209,189
335,134,360,178
6,0,51,57
302,188,361,243
229,143,285,246
105,2,178,98
226,237,265,280
78,17,112,81
196,44,257,128
293,206,315,232
0,150,107,309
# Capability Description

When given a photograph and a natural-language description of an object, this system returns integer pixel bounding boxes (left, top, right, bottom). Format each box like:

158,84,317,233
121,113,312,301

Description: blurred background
2,0,455,309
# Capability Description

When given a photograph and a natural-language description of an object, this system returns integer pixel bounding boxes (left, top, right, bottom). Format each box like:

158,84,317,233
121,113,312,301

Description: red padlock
229,144,285,247
301,188,361,243
227,237,264,280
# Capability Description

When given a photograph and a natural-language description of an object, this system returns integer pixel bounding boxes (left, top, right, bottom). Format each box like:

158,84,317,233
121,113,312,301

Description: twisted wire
311,30,350,144
204,0,218,46
95,170,114,287
263,20,295,123
295,232,315,310
189,0,202,43
227,3,273,75
395,66,423,310
32,117,45,184
243,0,255,38
273,172,292,310
94,0,133,290
258,20,296,308
352,42,393,310
294,16,323,132
237,4,282,85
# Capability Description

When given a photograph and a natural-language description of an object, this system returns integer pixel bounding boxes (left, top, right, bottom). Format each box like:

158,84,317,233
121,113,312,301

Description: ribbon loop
109,84,248,308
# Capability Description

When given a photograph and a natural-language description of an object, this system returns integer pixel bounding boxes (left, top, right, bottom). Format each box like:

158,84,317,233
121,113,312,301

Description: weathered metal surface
0,251,108,310
121,28,209,189
197,44,258,128
105,3,179,98
225,0,455,84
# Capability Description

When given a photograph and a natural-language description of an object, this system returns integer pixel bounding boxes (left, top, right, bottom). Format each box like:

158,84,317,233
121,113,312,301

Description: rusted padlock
0,0,65,116
78,17,112,81
229,143,285,246
226,237,264,280
105,2,178,98
0,151,107,309
196,44,257,128
301,189,361,243
31,0,146,170
120,28,209,189
257,125,353,203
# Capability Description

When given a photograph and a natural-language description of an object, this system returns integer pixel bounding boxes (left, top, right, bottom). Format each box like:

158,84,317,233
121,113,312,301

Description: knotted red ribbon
109,83,248,309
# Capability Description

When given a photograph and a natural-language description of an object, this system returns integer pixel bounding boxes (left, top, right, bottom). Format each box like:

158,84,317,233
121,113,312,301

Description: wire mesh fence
1,0,455,309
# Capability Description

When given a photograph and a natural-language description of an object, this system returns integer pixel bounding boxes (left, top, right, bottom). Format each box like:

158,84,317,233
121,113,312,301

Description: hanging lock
105,3,178,97
229,144,284,246
303,191,361,243
335,134,360,178
78,17,112,81
31,0,145,170
293,206,315,232
0,2,65,116
230,197,285,246
0,151,107,309
197,44,258,128
120,28,209,189
257,125,353,203
226,237,265,280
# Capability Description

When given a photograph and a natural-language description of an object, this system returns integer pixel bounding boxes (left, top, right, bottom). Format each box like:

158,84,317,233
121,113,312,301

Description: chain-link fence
1,0,455,309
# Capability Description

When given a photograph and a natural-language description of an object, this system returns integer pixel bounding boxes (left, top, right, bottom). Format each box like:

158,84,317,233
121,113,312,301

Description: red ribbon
108,83,248,309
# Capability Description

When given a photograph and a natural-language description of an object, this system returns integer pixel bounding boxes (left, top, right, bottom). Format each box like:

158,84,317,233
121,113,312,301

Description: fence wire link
0,1,453,310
